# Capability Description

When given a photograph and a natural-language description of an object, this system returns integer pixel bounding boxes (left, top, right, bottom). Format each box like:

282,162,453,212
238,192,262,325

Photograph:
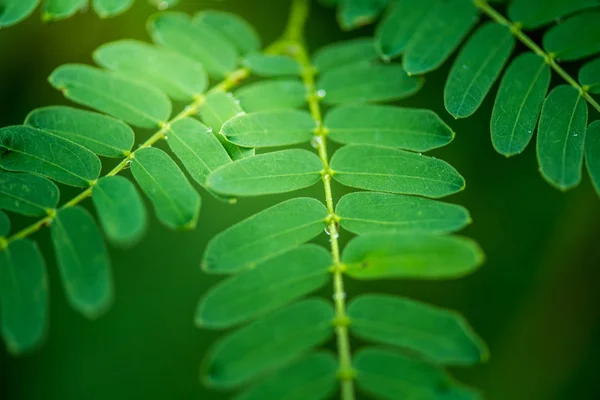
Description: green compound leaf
543,12,600,61
92,0,134,18
93,39,208,101
537,85,588,190
193,10,261,55
375,0,437,60
49,64,172,128
313,37,378,72
579,58,600,94
325,105,454,151
51,206,113,319
445,22,515,119
491,53,551,156
235,79,307,112
318,64,422,105
337,0,389,30
585,121,600,197
0,210,9,236
221,110,317,148
0,0,39,28
202,299,335,389
336,192,470,235
342,233,484,280
0,239,47,354
42,0,86,22
354,348,482,400
207,149,322,197
197,245,331,329
330,144,465,198
508,0,600,30
235,352,338,400
25,106,135,157
348,295,488,365
0,125,101,187
91,176,147,247
403,0,478,75
242,53,301,77
202,197,328,274
197,91,255,161
148,12,238,79
131,147,200,230
166,118,232,187
0,171,59,217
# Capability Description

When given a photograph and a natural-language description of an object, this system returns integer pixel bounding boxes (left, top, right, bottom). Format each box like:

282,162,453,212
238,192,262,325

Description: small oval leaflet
221,110,317,148
202,197,328,274
197,245,331,329
324,105,454,151
542,12,600,61
0,125,101,187
0,239,48,354
242,53,301,77
234,352,338,400
93,39,208,101
0,171,59,217
491,53,550,156
235,79,307,113
336,192,470,235
579,58,600,94
337,0,387,30
445,22,515,119
312,37,378,72
348,295,488,365
585,121,600,198
131,147,201,230
193,10,261,55
330,144,465,198
51,206,113,319
166,118,232,187
207,149,323,197
537,85,588,190
202,299,335,389
148,12,238,78
25,105,135,157
0,0,39,28
509,0,600,30
354,348,482,400
91,176,147,247
342,233,484,280
42,0,87,22
92,0,134,18
317,64,422,105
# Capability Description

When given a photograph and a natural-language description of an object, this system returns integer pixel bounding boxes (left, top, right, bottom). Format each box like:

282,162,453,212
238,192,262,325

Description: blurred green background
1,1,600,399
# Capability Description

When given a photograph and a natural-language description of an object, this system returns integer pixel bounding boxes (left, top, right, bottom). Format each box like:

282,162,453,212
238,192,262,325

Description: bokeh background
1,1,600,399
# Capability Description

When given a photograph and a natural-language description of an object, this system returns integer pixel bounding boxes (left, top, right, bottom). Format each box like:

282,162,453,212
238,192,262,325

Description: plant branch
0,67,250,250
279,0,356,399
474,0,600,113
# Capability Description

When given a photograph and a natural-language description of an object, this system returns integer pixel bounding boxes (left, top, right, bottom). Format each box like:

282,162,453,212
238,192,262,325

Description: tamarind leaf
91,176,147,247
325,105,453,151
0,0,39,28
49,64,172,128
197,245,331,329
221,110,316,148
348,295,488,365
235,79,307,112
207,149,322,197
508,0,599,29
93,39,208,101
0,239,48,354
51,206,113,318
25,106,134,157
491,53,551,156
0,171,59,216
336,192,470,235
331,144,465,198
193,10,261,55
0,125,101,187
202,197,328,274
201,299,335,388
537,85,588,190
342,233,484,280
543,12,600,61
242,53,301,77
42,0,87,22
313,37,378,72
337,0,389,30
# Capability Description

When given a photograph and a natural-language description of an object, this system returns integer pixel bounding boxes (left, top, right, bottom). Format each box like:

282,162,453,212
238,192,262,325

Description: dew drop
317,89,327,98
324,226,331,235
311,135,323,148
234,99,241,105
236,111,246,116
418,152,422,156
333,292,347,301
574,133,578,137
227,92,234,98
207,128,213,133
330,231,339,240
163,135,169,140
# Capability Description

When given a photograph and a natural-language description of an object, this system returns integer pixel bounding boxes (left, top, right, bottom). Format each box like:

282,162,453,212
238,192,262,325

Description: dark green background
1,1,599,399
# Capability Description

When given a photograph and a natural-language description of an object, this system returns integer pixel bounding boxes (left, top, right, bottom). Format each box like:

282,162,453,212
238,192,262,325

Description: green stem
283,0,356,399
0,67,250,250
474,0,600,113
